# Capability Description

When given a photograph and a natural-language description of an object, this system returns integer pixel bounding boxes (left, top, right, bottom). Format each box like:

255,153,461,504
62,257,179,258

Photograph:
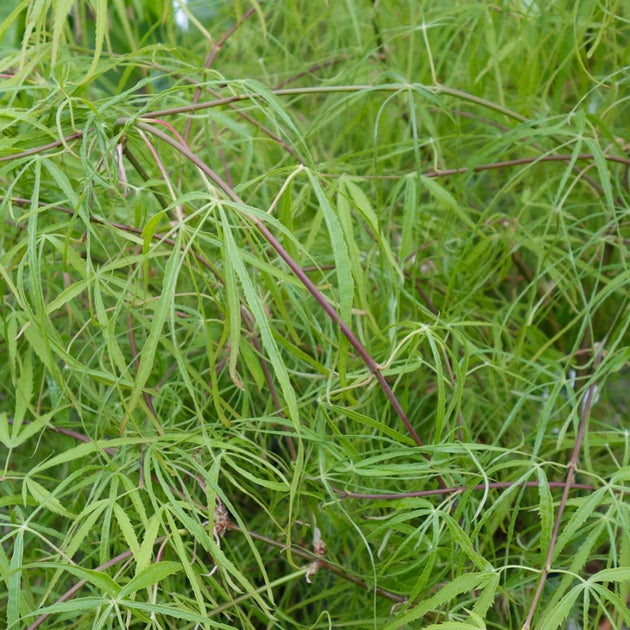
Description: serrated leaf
538,585,581,630
45,280,87,315
472,571,499,619
0,413,11,451
118,561,181,599
588,567,630,584
307,171,354,325
29,441,98,475
24,562,120,597
0,0,29,46
445,513,492,571
27,597,110,618
41,159,79,209
63,501,109,560
383,572,494,629
341,178,379,232
2,410,54,449
240,339,266,390
141,211,168,255
24,477,73,518
584,137,615,211
222,222,245,391
137,513,161,574
537,467,553,562
51,0,73,67
219,205,298,422
420,175,475,228
423,624,483,630
13,347,33,432
122,243,182,433
7,528,23,629
400,175,417,262
87,0,106,77
120,600,234,627
553,487,607,561
113,503,140,563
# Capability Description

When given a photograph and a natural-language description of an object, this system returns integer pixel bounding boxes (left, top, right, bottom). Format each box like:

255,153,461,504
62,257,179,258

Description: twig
227,522,407,603
336,480,600,500
132,121,435,460
521,348,602,630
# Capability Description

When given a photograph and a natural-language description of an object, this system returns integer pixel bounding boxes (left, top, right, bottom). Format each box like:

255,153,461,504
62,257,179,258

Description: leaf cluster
1,1,629,628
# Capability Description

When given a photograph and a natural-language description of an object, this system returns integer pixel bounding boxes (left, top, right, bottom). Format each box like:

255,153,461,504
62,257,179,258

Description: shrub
1,1,629,628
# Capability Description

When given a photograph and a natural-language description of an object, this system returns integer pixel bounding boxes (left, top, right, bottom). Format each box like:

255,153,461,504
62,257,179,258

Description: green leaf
87,0,106,77
0,413,11,451
51,0,73,67
1,410,54,449
41,159,79,209
26,598,110,619
444,513,493,571
118,561,181,599
472,571,499,619
222,221,245,391
383,572,495,628
24,478,73,518
423,623,485,630
113,503,140,564
307,171,355,326
136,513,162,575
120,600,234,627
420,175,475,228
537,467,554,563
7,528,23,630
537,584,581,630
588,567,630,584
553,487,607,562
400,175,417,262
218,205,298,422
13,346,33,433
29,437,148,475
63,501,109,560
45,280,88,315
122,243,182,433
0,0,29,46
22,562,120,597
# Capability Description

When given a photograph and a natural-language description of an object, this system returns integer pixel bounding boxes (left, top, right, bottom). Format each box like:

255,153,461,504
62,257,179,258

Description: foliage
1,1,629,628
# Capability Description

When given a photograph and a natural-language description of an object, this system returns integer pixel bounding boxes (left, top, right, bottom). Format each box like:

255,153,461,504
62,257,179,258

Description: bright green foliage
1,1,629,628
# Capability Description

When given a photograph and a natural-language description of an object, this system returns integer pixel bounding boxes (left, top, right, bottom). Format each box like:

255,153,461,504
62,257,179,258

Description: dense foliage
1,1,629,628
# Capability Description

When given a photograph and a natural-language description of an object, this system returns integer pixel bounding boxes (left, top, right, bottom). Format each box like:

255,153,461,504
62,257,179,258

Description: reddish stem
522,353,601,630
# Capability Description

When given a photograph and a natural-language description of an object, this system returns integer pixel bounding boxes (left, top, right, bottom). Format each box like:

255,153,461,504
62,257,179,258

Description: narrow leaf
118,561,181,599
113,503,140,563
137,513,161,574
123,243,182,432
24,478,73,518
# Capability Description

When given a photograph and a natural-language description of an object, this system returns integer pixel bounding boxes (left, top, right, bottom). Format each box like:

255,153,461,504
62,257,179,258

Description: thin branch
422,152,630,177
182,4,259,144
522,349,602,630
0,131,84,163
24,499,405,630
133,121,432,456
25,549,137,630
273,57,348,89
227,522,407,603
336,480,600,500
4,417,117,456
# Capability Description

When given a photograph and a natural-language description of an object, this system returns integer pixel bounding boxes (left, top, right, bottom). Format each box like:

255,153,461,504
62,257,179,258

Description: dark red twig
133,121,430,454
0,131,84,163
522,351,602,630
